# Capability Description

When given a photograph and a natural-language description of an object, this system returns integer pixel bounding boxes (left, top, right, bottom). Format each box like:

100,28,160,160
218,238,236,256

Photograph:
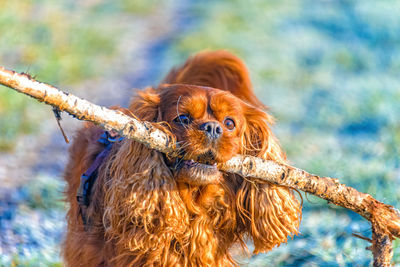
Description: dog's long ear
100,88,189,265
236,104,301,253
240,104,285,162
102,141,189,265
129,87,162,122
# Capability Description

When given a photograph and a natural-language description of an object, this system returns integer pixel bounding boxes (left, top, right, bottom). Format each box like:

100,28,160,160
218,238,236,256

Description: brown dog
62,51,301,266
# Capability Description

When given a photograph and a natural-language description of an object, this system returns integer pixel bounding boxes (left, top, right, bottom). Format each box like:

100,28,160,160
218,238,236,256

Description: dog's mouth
169,151,222,185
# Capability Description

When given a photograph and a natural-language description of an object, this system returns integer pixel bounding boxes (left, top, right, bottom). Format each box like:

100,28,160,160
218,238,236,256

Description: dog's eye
223,118,235,131
174,114,191,126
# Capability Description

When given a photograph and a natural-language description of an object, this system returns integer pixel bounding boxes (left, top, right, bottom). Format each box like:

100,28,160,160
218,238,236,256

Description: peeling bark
1,66,399,264
0,67,178,156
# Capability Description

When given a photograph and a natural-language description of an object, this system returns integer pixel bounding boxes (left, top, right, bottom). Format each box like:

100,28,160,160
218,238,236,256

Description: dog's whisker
175,151,189,168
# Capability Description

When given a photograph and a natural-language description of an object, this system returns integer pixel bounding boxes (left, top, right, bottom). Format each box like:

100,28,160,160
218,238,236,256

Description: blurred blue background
0,0,399,266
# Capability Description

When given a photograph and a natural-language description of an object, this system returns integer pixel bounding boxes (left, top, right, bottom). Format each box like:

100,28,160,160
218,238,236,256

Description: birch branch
0,66,398,266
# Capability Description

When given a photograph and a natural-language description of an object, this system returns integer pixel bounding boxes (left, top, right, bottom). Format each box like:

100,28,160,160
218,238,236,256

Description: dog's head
131,84,282,185
105,52,300,262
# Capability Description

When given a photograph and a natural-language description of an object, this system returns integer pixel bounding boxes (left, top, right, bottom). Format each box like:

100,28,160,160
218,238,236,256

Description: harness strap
76,131,124,226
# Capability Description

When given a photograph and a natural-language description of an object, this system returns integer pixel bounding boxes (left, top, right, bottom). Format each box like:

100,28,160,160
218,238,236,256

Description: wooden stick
0,67,178,156
372,224,394,267
1,66,398,264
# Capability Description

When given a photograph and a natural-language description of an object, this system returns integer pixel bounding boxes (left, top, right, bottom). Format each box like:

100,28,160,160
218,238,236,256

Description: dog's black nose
199,121,223,140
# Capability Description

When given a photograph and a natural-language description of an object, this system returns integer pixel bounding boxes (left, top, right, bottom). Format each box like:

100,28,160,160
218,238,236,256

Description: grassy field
1,0,399,266
0,0,158,151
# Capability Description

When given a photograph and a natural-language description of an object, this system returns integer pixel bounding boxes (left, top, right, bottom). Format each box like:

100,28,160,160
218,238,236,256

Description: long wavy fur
62,50,301,266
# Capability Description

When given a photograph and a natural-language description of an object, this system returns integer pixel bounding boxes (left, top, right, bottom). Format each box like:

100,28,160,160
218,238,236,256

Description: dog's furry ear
129,87,161,122
237,104,301,253
240,104,286,162
236,180,301,253
102,138,189,265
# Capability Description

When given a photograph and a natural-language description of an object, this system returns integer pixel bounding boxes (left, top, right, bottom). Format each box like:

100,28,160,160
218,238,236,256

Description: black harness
76,131,124,226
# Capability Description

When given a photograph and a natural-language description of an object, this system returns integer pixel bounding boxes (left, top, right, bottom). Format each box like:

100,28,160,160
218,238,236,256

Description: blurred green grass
0,89,44,151
0,0,159,151
1,0,399,265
